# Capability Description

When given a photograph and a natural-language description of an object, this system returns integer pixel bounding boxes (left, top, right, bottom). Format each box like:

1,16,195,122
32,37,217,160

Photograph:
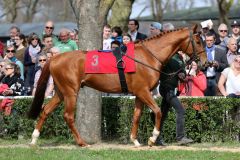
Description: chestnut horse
28,25,206,147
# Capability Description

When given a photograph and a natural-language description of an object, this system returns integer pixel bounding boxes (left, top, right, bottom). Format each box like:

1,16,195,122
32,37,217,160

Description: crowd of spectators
0,19,239,99
0,20,79,97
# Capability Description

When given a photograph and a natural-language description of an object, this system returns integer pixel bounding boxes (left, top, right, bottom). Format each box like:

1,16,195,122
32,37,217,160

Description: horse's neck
143,30,188,63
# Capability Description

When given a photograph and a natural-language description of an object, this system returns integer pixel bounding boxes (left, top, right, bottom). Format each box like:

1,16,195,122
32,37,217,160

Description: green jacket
160,54,186,90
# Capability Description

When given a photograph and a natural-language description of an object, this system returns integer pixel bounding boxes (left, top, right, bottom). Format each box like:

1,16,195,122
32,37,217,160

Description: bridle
183,30,205,66
125,29,205,75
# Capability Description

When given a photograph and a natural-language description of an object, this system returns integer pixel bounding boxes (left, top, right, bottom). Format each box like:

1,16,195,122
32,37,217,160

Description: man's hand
212,60,219,68
178,72,187,82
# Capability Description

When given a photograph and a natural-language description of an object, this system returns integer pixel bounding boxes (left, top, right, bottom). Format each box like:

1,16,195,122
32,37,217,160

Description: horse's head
179,24,207,66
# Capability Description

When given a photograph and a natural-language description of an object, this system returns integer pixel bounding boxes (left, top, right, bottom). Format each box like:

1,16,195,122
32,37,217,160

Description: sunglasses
6,50,15,53
5,67,13,71
234,59,240,63
32,38,39,41
219,30,227,33
39,59,47,62
45,26,54,29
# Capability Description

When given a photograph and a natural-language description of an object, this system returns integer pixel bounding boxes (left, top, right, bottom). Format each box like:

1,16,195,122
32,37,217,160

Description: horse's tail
28,61,51,119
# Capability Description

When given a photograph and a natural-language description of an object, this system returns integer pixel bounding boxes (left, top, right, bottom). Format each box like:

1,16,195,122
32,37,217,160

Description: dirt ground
0,143,240,153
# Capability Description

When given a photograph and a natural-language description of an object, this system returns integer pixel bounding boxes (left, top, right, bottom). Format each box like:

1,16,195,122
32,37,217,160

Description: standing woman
178,61,207,96
1,62,25,96
24,33,43,95
14,33,27,64
4,45,24,80
218,55,240,97
32,53,54,97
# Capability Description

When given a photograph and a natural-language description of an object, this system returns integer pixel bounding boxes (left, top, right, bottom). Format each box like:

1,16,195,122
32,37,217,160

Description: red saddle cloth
85,42,136,73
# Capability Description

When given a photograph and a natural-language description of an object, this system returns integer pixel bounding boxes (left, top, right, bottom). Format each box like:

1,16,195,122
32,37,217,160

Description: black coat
202,47,228,82
136,32,147,41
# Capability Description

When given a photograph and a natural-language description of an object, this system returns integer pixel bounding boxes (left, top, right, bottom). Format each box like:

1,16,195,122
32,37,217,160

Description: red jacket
178,71,207,97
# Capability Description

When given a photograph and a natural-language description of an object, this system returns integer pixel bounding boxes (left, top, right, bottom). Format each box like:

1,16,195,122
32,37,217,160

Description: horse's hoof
79,143,90,147
148,138,155,147
134,143,142,148
29,143,38,148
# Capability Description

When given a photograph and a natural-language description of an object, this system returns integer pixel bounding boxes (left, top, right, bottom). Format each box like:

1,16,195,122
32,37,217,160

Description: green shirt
56,39,79,53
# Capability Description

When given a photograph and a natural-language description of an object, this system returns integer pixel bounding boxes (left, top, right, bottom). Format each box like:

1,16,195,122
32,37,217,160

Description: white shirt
103,38,112,50
128,31,137,42
206,50,216,77
222,68,240,94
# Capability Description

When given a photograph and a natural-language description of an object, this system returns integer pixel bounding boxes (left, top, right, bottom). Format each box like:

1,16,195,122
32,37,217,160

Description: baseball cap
150,22,162,30
231,20,240,27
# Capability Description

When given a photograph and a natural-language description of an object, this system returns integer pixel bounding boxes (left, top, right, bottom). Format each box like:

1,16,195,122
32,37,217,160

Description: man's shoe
177,137,193,145
156,139,166,146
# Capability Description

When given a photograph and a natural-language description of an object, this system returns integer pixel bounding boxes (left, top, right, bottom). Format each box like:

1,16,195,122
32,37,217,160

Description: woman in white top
32,53,54,97
218,55,240,97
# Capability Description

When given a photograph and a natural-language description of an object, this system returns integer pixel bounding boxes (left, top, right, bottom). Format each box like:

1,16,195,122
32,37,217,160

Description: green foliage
0,97,240,145
1,147,240,160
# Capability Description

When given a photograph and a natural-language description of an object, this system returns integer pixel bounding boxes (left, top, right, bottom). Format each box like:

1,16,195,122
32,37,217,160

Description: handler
157,51,193,146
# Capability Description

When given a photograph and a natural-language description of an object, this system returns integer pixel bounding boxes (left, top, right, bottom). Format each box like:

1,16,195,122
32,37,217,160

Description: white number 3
91,55,99,66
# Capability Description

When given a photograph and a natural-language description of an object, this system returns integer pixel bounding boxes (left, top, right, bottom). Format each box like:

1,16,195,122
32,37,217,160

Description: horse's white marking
30,129,40,145
130,134,141,147
149,127,160,143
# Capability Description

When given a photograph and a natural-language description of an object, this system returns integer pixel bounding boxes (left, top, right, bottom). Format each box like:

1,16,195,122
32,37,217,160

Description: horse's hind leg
63,95,88,147
30,93,62,145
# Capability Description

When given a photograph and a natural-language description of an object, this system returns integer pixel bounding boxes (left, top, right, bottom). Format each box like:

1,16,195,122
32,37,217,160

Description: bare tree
22,0,40,22
108,0,135,32
217,0,233,25
0,0,19,23
69,0,115,143
151,0,162,22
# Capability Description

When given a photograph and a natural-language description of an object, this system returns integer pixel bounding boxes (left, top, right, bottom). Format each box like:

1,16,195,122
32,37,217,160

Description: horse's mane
134,27,185,44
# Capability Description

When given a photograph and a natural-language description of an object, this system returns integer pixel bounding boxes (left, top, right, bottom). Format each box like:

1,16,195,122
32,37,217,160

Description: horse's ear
191,24,198,33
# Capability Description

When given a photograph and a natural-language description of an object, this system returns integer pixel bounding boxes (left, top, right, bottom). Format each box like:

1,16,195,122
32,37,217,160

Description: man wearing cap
149,22,162,37
229,20,240,53
128,19,147,42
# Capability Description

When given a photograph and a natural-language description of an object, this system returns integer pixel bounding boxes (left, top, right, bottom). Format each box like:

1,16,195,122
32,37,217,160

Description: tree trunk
108,0,134,32
151,0,163,23
69,0,114,144
24,0,39,23
217,0,233,25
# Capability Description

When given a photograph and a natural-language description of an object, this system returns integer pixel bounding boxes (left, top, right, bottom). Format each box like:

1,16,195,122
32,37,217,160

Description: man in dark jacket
202,32,228,96
128,19,147,42
157,52,193,146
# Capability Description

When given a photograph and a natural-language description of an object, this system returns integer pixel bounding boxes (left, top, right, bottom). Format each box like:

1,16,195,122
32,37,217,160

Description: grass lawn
0,139,240,160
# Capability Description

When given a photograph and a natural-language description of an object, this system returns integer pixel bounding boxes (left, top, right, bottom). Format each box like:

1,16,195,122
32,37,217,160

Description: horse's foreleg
130,97,143,147
30,93,62,145
137,92,161,147
63,95,88,147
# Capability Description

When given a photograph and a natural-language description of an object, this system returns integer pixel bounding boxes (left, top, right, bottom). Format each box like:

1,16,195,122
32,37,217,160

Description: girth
112,47,128,94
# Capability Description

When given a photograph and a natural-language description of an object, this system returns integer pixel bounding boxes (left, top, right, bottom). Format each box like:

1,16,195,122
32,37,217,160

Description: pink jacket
179,71,207,97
